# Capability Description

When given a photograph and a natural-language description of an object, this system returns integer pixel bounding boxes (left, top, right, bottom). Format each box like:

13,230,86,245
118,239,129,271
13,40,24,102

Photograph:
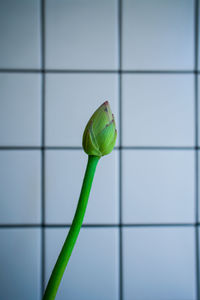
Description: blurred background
0,0,199,299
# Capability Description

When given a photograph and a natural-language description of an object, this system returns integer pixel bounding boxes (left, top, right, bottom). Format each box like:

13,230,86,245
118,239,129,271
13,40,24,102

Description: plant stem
43,155,100,300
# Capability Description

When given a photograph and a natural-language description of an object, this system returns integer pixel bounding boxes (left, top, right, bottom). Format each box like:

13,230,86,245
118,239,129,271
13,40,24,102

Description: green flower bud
82,101,117,157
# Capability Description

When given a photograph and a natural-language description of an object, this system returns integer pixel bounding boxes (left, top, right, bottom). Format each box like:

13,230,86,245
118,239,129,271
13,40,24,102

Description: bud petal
82,120,102,156
82,101,117,157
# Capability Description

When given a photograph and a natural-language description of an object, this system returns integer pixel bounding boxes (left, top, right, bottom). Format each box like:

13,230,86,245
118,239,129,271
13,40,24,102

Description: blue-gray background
0,0,199,299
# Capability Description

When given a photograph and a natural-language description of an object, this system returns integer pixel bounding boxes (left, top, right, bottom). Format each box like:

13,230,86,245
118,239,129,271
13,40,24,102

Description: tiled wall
0,0,199,300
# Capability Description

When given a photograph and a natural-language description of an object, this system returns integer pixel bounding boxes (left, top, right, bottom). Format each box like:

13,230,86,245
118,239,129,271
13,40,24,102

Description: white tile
45,0,118,69
0,0,41,68
0,229,41,300
123,227,196,300
122,150,195,224
45,150,118,224
198,76,200,146
45,74,119,146
0,151,41,224
198,4,200,71
122,0,194,70
45,228,119,300
199,227,200,276
0,74,41,146
198,151,200,222
122,74,194,146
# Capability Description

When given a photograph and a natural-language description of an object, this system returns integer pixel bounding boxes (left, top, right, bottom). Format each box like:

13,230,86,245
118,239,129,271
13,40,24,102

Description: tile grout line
195,76,200,299
41,0,45,297
0,146,198,150
195,0,200,299
118,0,123,300
0,223,198,228
0,69,198,74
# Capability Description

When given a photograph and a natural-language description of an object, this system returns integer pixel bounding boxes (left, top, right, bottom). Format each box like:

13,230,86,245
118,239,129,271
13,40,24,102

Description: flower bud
82,101,117,157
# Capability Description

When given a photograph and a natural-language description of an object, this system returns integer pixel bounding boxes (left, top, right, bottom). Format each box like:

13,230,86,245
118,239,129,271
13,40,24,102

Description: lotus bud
82,101,117,157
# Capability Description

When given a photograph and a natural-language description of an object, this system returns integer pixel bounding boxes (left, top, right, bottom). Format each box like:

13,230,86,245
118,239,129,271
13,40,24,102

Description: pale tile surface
122,0,194,70
0,73,41,146
0,0,41,68
198,76,200,146
122,150,195,224
198,151,200,222
123,227,196,300
0,151,41,224
45,0,118,69
45,74,119,146
122,74,194,146
0,229,41,300
45,150,118,224
45,228,119,300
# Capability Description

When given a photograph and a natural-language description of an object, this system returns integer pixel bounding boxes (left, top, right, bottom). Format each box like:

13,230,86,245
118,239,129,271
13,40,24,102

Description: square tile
0,73,41,146
45,74,119,146
122,74,194,147
198,227,200,278
0,229,41,300
198,151,200,222
198,4,200,70
123,227,196,300
198,76,200,146
122,150,195,224
122,0,194,70
0,151,41,224
45,228,119,300
0,0,41,68
45,0,118,69
45,150,118,224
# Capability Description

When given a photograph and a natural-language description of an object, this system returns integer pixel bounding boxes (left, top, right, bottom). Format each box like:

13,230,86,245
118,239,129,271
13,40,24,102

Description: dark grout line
122,70,195,74
0,146,83,150
45,69,118,74
123,223,196,227
0,69,197,74
195,5,199,224
45,146,83,150
0,146,41,150
194,0,200,299
41,0,46,296
196,226,200,300
0,146,196,151
0,69,42,73
121,146,196,150
118,0,123,299
0,223,198,228
41,109,45,294
46,224,120,228
0,224,42,228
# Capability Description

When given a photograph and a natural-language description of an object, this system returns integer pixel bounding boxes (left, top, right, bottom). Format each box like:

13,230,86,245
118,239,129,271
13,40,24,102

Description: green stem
43,155,100,300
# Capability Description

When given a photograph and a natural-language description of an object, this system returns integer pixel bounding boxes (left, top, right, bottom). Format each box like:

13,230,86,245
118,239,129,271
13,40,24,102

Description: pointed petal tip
101,100,110,108
98,101,110,111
